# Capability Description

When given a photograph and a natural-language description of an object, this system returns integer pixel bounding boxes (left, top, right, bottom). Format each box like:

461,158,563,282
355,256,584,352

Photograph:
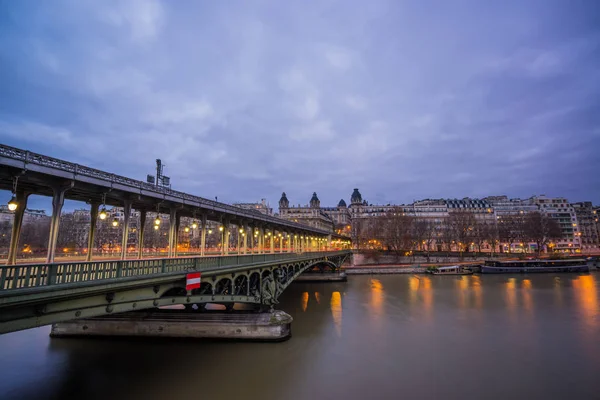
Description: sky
1,0,599,212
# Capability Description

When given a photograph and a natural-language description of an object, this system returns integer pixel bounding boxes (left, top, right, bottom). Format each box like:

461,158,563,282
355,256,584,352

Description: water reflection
522,279,533,313
314,292,321,304
472,275,483,309
572,275,599,331
505,278,517,319
456,276,468,309
553,277,563,307
330,292,342,337
2,275,600,400
301,292,309,312
408,276,433,318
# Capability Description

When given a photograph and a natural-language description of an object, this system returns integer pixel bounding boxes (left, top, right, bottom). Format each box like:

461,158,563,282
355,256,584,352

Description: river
1,273,599,399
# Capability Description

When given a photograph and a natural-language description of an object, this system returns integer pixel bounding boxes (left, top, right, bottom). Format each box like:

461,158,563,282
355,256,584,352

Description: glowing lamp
7,196,18,211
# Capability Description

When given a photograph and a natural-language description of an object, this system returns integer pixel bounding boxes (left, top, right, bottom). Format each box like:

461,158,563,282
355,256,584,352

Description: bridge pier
120,200,132,260
137,210,147,259
50,310,293,341
200,214,207,256
46,184,72,263
86,203,99,262
7,191,28,266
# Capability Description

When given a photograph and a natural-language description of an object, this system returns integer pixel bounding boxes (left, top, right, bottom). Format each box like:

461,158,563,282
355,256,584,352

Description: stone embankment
345,266,426,275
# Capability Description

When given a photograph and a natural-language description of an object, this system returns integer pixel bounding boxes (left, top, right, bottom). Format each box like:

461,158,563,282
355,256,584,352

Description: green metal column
7,191,28,266
137,210,146,259
200,214,207,256
120,200,132,260
224,221,230,256
168,208,177,258
259,227,264,254
86,202,99,262
46,185,70,264
173,214,181,258
243,223,248,254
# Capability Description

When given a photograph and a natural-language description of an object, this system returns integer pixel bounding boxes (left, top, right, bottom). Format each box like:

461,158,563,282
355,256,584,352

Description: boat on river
428,265,473,275
481,259,589,274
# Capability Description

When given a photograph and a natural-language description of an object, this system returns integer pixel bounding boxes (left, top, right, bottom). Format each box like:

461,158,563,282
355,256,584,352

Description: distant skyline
1,0,599,212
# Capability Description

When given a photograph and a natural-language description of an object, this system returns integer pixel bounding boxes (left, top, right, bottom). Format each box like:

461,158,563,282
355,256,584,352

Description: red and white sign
186,272,201,290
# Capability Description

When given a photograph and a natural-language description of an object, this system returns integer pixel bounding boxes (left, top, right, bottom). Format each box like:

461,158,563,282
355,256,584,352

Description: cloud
0,0,599,209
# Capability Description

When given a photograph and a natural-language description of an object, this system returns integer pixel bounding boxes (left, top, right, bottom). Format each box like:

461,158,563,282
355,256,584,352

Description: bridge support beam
270,231,274,254
138,210,146,259
86,203,99,262
224,221,230,256
168,209,177,258
243,223,248,254
120,200,132,260
46,184,71,264
173,214,181,258
259,227,264,254
200,214,207,256
7,191,28,266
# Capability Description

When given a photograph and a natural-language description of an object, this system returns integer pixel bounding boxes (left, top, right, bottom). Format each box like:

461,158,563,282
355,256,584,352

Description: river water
1,273,599,400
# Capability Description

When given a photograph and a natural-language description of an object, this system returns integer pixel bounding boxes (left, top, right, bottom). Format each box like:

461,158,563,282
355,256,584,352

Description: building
572,202,599,253
233,199,273,216
277,192,336,232
530,195,581,252
0,205,49,224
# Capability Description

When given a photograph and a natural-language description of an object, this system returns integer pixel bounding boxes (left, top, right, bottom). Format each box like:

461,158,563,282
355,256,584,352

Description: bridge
0,144,352,336
0,250,350,334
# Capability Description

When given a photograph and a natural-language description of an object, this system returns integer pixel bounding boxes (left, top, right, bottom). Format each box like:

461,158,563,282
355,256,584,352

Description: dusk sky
1,0,599,212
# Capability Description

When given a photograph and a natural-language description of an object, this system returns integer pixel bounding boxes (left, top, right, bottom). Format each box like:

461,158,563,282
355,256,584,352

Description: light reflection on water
1,274,599,400
330,291,342,337
301,291,309,312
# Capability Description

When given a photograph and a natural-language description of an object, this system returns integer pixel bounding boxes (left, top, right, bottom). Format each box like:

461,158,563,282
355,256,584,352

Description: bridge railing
0,251,349,292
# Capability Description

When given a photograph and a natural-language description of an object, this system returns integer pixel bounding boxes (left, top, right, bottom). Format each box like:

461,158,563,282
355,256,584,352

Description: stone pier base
294,272,347,282
50,310,292,341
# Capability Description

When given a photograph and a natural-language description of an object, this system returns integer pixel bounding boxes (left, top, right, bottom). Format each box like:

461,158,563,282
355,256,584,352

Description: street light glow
7,196,18,211
99,207,107,220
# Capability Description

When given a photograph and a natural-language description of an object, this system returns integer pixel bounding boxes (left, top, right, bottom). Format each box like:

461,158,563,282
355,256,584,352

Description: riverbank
345,266,427,274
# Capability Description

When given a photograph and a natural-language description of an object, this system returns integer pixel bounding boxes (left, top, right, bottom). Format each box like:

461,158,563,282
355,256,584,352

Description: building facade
572,202,599,252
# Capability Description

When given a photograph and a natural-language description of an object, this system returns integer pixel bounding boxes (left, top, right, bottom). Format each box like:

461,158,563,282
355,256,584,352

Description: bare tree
471,219,487,254
379,208,414,258
413,218,436,261
483,222,499,257
448,210,476,258
524,212,562,255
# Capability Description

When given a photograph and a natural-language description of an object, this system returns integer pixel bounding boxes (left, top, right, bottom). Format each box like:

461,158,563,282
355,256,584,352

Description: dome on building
310,192,320,208
279,192,289,209
351,188,362,205
338,199,347,207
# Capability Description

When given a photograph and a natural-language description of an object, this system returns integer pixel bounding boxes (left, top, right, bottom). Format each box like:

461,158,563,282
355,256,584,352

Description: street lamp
99,207,107,220
112,218,119,227
7,196,18,211
184,226,190,233
191,221,198,229
154,216,161,226
219,226,224,232
154,225,159,230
